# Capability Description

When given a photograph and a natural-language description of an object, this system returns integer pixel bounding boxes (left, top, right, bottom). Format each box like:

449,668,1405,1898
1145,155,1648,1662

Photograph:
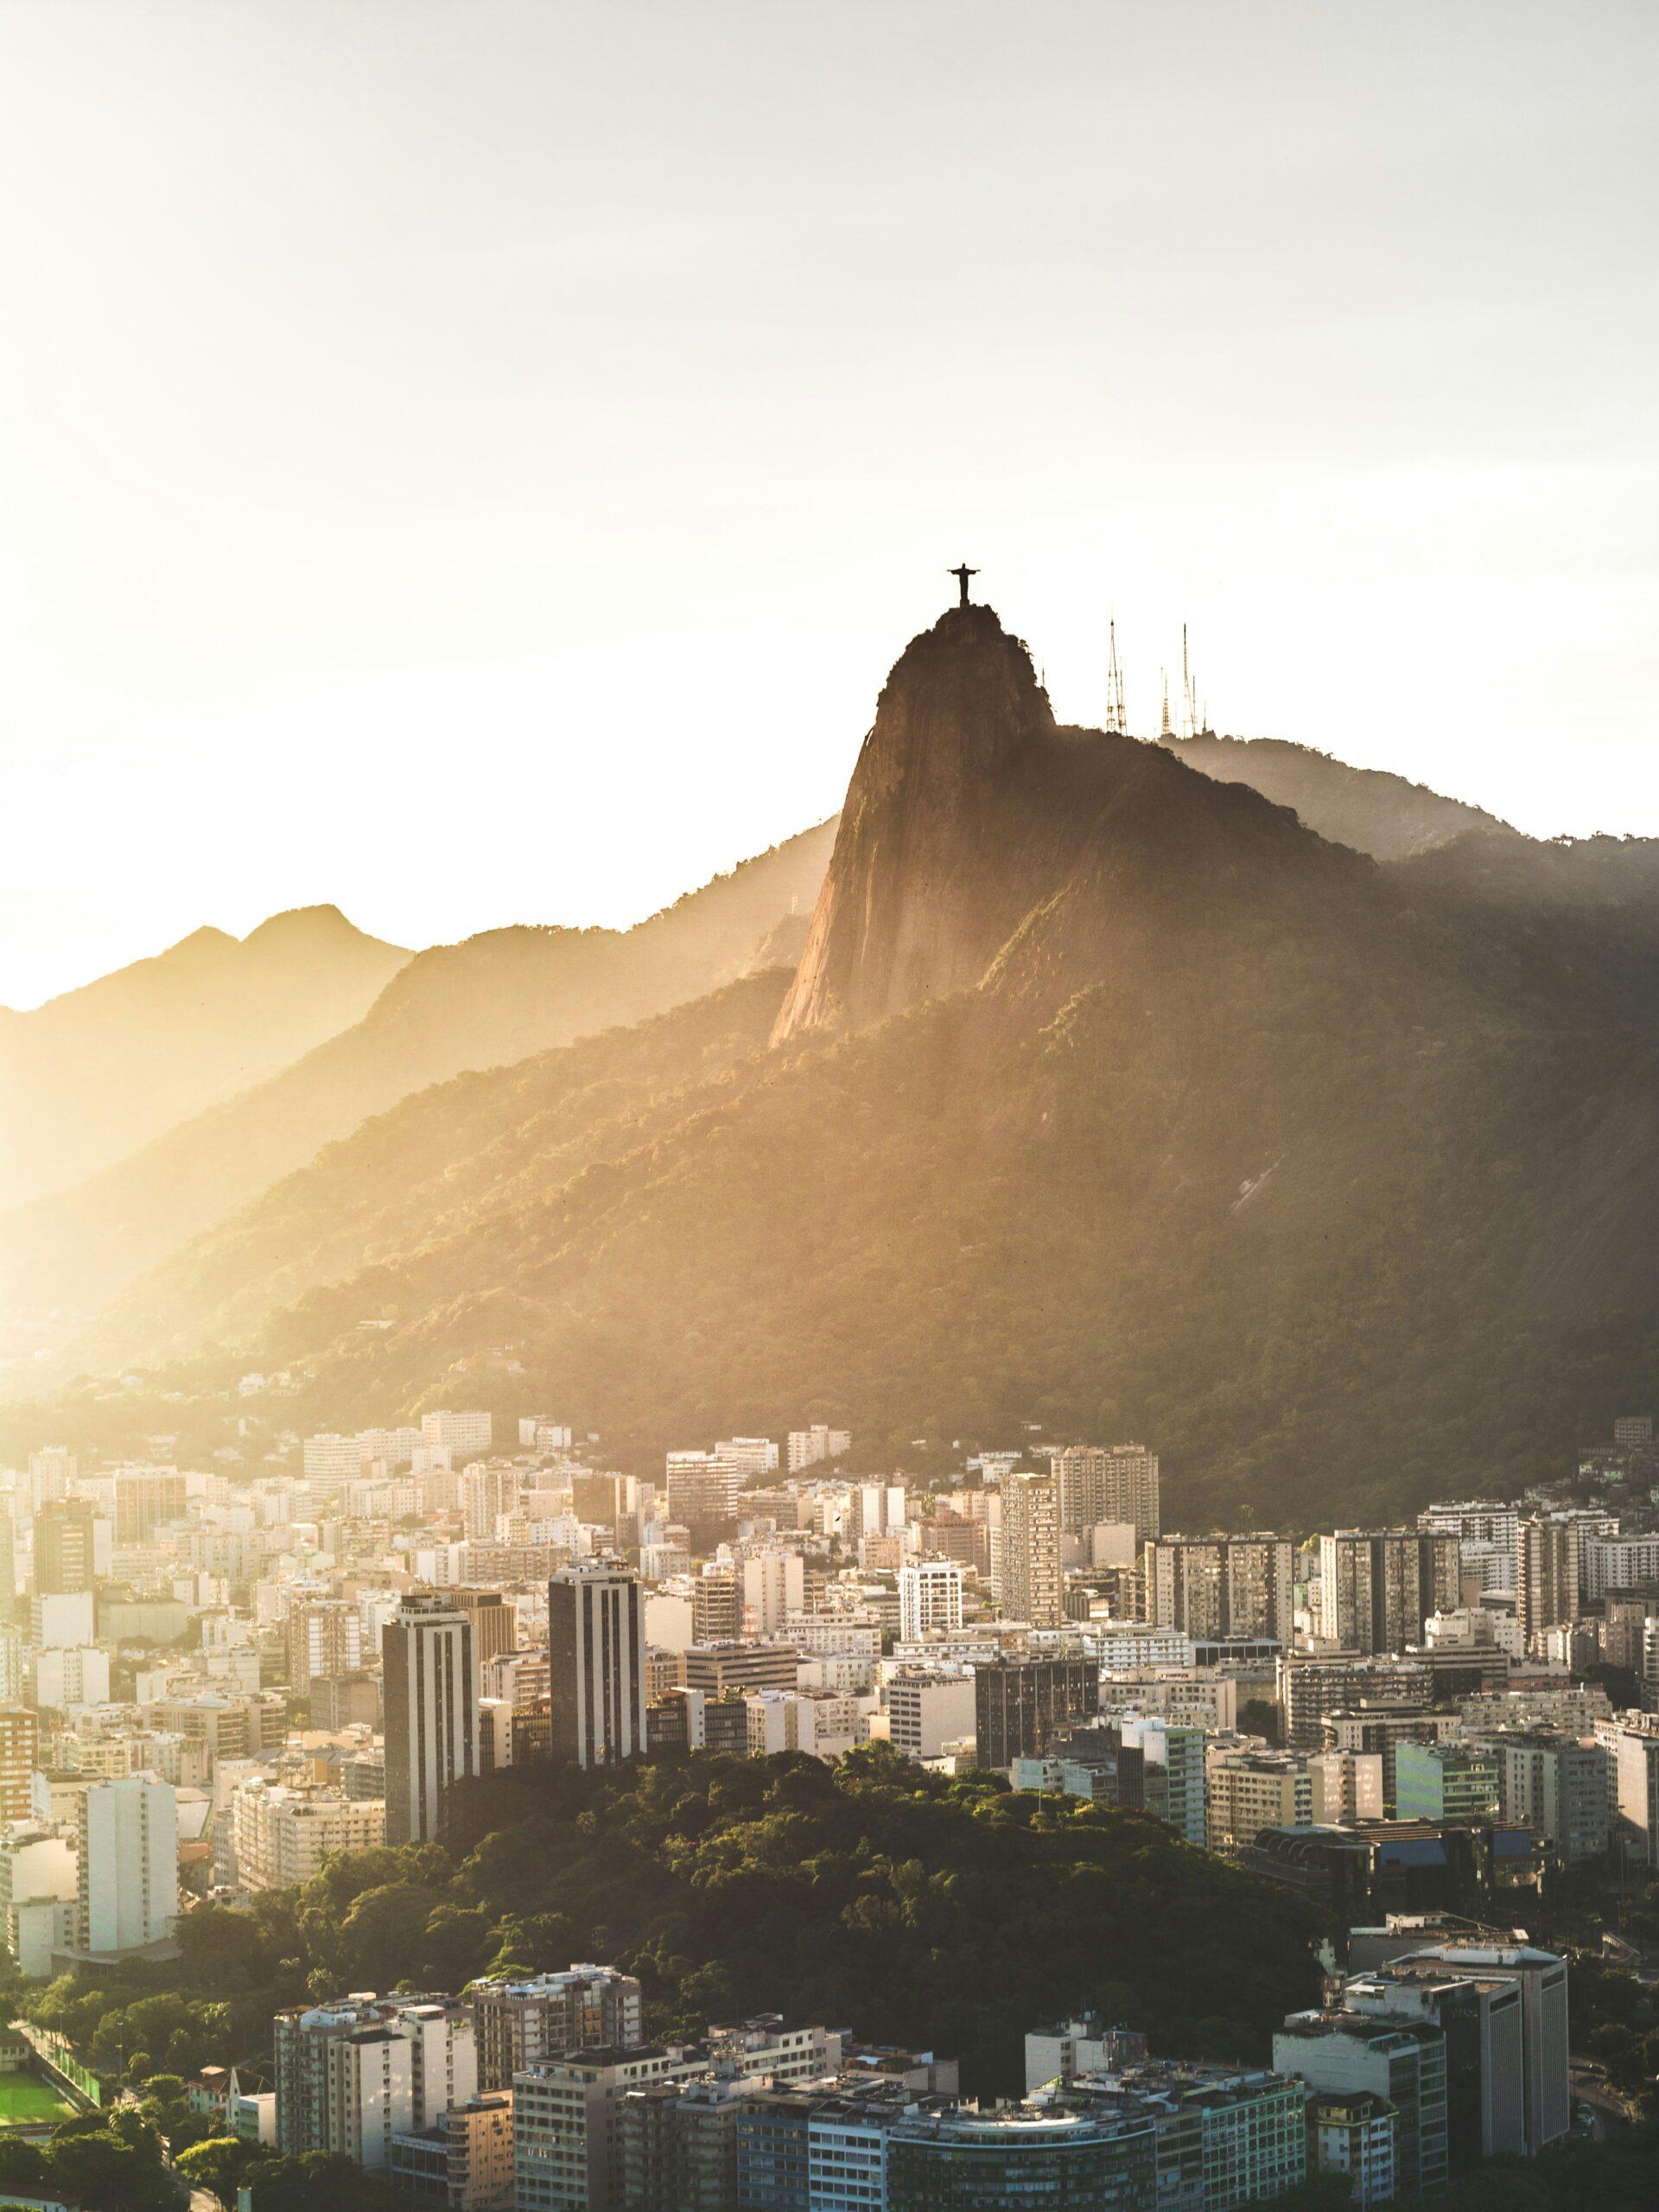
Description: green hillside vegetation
25,1751,1323,2100
75,969,791,1370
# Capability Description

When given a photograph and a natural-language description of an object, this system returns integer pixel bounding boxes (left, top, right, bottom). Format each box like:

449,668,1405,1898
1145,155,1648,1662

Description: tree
43,2130,175,2212
175,2136,270,2210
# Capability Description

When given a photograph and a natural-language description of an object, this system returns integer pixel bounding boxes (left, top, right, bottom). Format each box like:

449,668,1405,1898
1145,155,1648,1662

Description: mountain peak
772,607,1057,1041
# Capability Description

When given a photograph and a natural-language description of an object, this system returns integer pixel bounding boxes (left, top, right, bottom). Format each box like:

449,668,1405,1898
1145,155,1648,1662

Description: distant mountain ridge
0,906,410,1211
23,605,1656,1529
1162,729,1510,861
0,824,836,1376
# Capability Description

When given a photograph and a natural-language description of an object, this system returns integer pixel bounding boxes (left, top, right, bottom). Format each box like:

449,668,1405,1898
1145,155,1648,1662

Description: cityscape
0,1407,1651,2208
3,4,1657,2210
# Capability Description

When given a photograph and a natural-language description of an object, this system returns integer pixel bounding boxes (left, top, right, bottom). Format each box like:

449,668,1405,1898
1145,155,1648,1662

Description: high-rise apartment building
1475,1731,1612,1866
548,1561,648,1769
1276,1653,1433,1751
461,1460,520,1541
691,1567,741,1643
111,1465,188,1545
1274,2009,1448,2199
423,1410,494,1456
1001,1471,1063,1629
302,1432,369,1491
469,1964,645,2093
0,1709,37,1825
27,1448,75,1510
665,1452,744,1531
741,1554,804,1636
898,1559,965,1643
231,1781,387,1891
1514,1517,1581,1646
1598,1713,1659,1866
1145,1534,1294,1642
77,1777,178,1955
1054,1444,1160,1543
32,1500,96,1596
383,1595,478,1847
283,1598,365,1685
274,1994,476,2167
786,1426,851,1473
1317,1532,1459,1654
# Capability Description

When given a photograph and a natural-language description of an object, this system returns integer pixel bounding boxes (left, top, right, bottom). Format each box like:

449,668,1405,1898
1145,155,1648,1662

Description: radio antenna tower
1181,622,1198,741
1106,617,1128,735
1160,669,1173,740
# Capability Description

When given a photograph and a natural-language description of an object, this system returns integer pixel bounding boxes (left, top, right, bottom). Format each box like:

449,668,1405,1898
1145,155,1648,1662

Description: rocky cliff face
773,601,1374,1043
772,606,1059,1039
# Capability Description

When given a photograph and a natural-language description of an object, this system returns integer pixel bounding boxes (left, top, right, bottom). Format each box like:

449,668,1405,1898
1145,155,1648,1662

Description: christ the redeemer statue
950,564,977,607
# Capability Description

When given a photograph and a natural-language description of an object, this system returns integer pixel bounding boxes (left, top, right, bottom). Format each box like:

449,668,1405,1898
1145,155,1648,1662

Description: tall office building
33,1500,96,1596
899,1559,965,1643
548,1561,648,1769
77,1777,178,1955
1514,1518,1581,1646
974,1656,1097,1771
1053,1444,1160,1544
1001,1472,1063,1629
1145,1534,1294,1641
1318,1531,1459,1654
383,1595,479,1847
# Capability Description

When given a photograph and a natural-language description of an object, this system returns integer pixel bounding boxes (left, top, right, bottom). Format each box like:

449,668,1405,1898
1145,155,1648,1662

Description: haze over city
3,0,1657,1006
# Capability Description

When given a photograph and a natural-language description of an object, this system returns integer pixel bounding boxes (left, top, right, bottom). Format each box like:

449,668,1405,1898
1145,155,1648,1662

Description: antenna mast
1181,622,1198,741
1160,670,1173,740
1107,617,1128,735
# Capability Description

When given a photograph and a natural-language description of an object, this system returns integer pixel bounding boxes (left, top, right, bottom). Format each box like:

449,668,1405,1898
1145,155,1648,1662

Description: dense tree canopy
49,1749,1324,2096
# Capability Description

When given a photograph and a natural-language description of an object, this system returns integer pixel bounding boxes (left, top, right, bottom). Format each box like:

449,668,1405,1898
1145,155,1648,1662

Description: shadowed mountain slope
1160,730,1510,861
26,606,1656,1527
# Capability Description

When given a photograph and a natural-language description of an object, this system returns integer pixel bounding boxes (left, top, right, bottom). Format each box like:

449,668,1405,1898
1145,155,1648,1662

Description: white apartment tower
899,1559,965,1643
548,1561,648,1768
383,1596,479,1847
77,1777,178,1955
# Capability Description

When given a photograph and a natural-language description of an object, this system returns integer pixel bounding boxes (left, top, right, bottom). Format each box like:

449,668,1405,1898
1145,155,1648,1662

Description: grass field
0,2071,74,2126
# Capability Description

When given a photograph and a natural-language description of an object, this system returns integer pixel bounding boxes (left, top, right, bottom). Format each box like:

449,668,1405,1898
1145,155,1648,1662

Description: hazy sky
2,1,1656,1007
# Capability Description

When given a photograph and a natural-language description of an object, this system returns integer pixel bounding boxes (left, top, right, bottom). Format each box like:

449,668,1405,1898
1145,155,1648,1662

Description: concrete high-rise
1054,1444,1160,1543
383,1595,479,1847
469,1964,645,2092
1001,1471,1063,1629
1514,1518,1581,1647
1318,1531,1459,1654
1145,1534,1294,1641
548,1561,648,1769
33,1500,96,1596
77,1777,178,1955
898,1559,964,1643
